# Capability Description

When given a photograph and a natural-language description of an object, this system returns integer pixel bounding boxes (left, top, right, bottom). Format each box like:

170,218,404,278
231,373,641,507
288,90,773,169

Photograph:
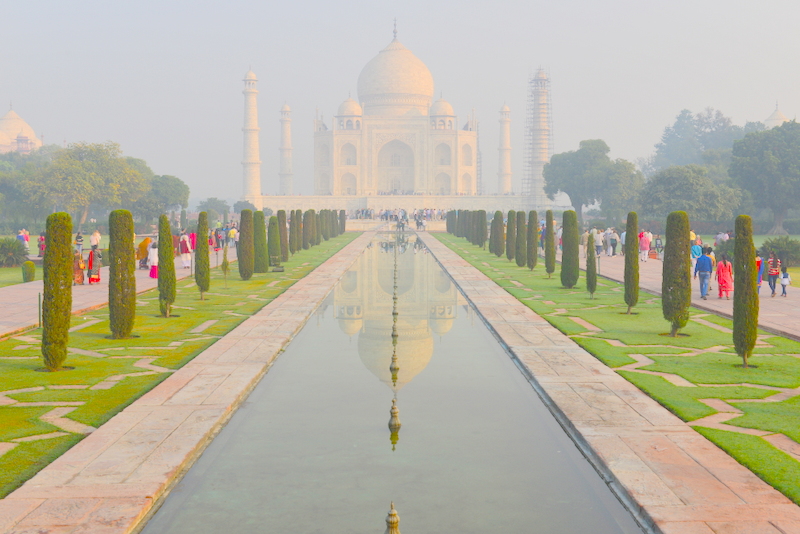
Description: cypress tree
733,215,758,368
545,210,556,278
268,215,281,267
321,210,330,240
288,211,297,255
238,209,255,280
446,211,455,234
477,210,487,248
624,211,639,314
158,214,177,317
302,210,311,249
516,211,527,267
108,209,136,338
296,209,304,251
195,211,210,300
41,212,72,371
491,211,504,257
22,260,35,282
339,209,346,233
313,210,321,245
586,239,597,298
278,210,289,261
221,244,230,288
560,210,580,288
253,210,268,273
506,210,516,261
662,211,691,336
527,210,538,270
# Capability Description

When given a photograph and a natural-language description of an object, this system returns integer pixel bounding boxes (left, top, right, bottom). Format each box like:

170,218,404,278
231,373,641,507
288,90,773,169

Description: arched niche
462,144,473,166
319,145,330,166
435,143,451,166
341,143,357,165
461,173,473,194
377,139,414,194
434,173,451,195
341,173,357,195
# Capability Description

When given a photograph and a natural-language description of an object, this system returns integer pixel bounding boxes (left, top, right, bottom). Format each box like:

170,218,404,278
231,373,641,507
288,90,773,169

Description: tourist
87,245,102,285
16,230,26,252
690,240,703,272
756,252,765,294
780,266,791,297
22,229,30,253
148,242,159,278
694,247,713,300
767,252,781,297
90,229,101,249
137,237,152,270
74,231,84,256
608,228,619,256
580,229,590,258
179,231,193,269
593,228,603,257
72,249,85,286
620,229,626,256
715,253,733,300
38,232,46,257
638,230,651,262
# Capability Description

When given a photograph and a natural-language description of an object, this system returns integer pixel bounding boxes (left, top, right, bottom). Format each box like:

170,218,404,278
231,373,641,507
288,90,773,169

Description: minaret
279,104,293,195
498,105,512,195
242,70,263,209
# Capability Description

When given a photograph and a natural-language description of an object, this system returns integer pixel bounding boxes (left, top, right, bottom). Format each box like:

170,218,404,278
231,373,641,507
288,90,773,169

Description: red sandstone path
0,246,236,338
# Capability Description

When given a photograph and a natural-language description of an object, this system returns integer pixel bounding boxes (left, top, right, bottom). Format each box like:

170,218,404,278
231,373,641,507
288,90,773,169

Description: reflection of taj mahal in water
334,234,458,392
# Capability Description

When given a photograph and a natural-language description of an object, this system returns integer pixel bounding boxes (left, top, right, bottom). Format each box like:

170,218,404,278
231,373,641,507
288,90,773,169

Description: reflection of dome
338,318,363,336
0,110,40,147
341,271,358,293
430,318,454,335
357,38,434,116
433,270,451,293
358,319,433,390
337,98,363,116
430,98,454,116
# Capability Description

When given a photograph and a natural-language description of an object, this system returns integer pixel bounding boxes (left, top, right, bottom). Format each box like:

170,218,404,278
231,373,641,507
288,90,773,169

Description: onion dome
0,110,40,150
243,70,257,81
280,103,291,112
429,98,454,116
764,104,789,129
337,98,363,116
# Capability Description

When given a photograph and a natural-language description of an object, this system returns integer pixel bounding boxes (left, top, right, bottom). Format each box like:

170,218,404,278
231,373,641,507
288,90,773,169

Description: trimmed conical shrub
109,209,136,339
490,211,504,257
733,215,758,368
268,215,281,267
586,241,597,298
446,211,455,234
516,211,527,267
339,210,346,234
506,210,516,262
278,210,289,262
545,210,556,278
477,210,487,248
195,211,211,300
313,210,321,246
238,209,254,280
295,209,303,252
624,211,639,314
42,212,72,371
158,214,176,317
302,210,311,250
253,210,268,273
560,210,580,288
22,260,35,282
527,210,537,271
662,211,691,336
321,210,330,241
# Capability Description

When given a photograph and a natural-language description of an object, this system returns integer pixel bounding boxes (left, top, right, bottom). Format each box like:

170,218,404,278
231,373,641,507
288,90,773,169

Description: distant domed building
0,109,42,154
764,104,789,129
313,31,478,196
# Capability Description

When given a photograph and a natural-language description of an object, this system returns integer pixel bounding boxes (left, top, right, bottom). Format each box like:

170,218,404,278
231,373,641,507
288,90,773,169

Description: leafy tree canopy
233,200,256,213
130,174,190,222
197,197,230,219
640,164,740,222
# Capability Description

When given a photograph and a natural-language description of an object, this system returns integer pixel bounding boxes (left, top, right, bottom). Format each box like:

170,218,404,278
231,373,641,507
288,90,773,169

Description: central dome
357,38,434,117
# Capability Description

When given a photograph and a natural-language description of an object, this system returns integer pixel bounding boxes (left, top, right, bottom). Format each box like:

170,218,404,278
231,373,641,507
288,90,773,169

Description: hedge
624,211,639,314
41,212,72,371
662,211,691,336
733,215,758,367
108,209,136,339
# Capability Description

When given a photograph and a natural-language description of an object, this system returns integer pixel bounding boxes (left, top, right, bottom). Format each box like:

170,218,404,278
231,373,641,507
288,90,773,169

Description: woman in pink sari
716,253,733,299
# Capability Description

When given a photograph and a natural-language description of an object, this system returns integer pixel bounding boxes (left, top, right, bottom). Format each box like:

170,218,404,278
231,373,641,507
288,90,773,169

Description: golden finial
388,398,401,451
384,502,400,534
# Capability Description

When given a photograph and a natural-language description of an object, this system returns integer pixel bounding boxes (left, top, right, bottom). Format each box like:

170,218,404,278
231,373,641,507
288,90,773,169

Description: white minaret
498,105,512,195
279,104,293,195
242,70,263,209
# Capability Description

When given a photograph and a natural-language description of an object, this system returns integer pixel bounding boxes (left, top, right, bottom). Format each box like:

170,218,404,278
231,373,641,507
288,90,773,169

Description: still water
142,233,643,533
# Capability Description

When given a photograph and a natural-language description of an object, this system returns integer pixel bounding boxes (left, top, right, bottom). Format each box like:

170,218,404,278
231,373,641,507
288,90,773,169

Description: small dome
337,98,363,116
764,105,789,129
534,69,548,80
430,98,454,116
0,110,40,150
244,70,257,81
280,103,291,112
500,104,510,112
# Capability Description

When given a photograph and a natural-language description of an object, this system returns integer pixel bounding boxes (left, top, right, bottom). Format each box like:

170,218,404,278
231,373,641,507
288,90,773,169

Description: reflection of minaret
498,105,512,195
279,104,293,195
242,70,263,209
523,68,552,208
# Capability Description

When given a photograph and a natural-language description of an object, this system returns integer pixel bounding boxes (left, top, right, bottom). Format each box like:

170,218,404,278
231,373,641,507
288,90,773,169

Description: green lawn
436,232,800,505
0,267,27,288
0,232,359,497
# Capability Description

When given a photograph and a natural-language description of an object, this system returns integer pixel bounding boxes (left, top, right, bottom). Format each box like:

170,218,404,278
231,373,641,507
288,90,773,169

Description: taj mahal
242,30,558,214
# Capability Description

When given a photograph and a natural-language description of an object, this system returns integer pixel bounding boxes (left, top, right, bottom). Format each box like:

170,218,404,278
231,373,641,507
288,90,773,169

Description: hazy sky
4,0,798,205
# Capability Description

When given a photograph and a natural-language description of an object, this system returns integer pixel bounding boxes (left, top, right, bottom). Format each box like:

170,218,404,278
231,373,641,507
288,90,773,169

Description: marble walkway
418,232,800,534
0,232,374,534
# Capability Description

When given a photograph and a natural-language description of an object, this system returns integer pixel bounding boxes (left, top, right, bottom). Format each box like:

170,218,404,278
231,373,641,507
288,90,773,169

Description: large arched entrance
377,139,415,194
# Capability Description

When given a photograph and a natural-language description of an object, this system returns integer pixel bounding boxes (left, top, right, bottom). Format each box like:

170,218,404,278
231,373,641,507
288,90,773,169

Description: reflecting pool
142,233,643,533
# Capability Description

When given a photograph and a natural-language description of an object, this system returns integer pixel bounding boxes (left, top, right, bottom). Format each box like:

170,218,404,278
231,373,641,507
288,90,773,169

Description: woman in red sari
87,245,102,285
715,253,733,300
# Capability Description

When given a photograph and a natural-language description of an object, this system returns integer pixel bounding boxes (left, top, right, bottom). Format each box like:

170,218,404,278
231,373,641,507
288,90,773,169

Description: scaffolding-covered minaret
523,68,552,208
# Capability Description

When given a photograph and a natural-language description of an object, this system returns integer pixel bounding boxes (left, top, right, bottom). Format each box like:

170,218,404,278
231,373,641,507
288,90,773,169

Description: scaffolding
522,68,553,208
476,120,483,195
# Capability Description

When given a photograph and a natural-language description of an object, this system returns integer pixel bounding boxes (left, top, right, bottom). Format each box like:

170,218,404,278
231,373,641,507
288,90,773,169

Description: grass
0,232,358,497
0,267,27,288
436,232,800,505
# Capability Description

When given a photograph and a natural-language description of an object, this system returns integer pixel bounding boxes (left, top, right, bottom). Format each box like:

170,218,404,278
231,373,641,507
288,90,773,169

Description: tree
513,211,525,266
180,209,187,230
490,211,504,257
527,211,537,270
158,214,176,317
221,244,230,288
586,241,597,298
268,216,281,267
733,215,758,368
624,211,639,314
296,210,304,251
108,210,136,338
730,121,800,234
313,210,321,246
233,200,257,213
560,210,580,288
477,210,487,248
339,210,346,234
321,209,330,240
446,210,456,234
599,159,645,223
543,139,610,225
197,198,230,222
506,210,516,262
277,210,289,262
253,210,268,273
288,210,298,255
22,261,35,282
238,209,254,280
302,210,311,250
662,211,691,336
195,211,210,300
0,238,27,267
545,210,556,278
130,174,190,223
640,164,739,222
41,212,72,371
